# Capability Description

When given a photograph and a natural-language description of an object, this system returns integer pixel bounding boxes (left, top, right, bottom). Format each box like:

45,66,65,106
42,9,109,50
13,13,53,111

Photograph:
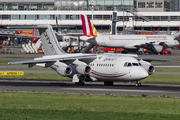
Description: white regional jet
80,15,179,53
7,25,169,87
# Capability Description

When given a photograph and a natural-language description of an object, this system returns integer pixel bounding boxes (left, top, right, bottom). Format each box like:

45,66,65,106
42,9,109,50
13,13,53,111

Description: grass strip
0,67,51,70
173,58,180,61
0,93,179,120
0,73,71,81
155,68,180,71
142,74,180,83
151,62,169,65
0,59,29,66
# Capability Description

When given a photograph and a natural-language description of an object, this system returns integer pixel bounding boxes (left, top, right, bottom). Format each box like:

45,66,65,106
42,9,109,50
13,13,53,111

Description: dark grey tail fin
37,25,66,55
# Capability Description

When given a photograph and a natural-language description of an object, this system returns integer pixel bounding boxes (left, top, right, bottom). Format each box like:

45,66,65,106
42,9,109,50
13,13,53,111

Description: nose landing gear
135,81,141,87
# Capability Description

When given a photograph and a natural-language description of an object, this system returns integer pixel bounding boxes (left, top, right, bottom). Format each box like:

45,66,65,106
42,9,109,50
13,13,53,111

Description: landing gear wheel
135,81,142,87
75,75,85,86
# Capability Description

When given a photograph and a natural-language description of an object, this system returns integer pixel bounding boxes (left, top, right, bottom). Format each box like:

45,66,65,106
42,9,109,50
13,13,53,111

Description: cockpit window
127,63,132,67
139,63,142,66
124,62,128,67
132,63,139,66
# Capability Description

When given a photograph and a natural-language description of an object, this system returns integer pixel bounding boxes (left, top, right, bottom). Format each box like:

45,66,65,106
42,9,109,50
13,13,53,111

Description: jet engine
56,66,72,76
51,62,72,77
139,60,155,75
73,60,91,75
76,65,91,75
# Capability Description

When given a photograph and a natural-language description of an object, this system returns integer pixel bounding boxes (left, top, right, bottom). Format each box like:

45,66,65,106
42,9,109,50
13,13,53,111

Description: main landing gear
135,81,141,87
75,75,85,86
104,81,114,86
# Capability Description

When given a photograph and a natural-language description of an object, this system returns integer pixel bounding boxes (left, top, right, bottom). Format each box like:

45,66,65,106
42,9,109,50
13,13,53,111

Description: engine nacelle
73,59,91,75
139,60,155,75
152,44,163,53
51,62,72,77
56,66,72,76
76,65,91,75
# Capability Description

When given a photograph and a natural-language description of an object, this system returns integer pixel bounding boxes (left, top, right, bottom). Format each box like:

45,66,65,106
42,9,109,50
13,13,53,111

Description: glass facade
88,0,133,11
170,0,180,11
0,0,133,11
54,0,88,10
138,0,146,8
0,3,54,11
155,0,163,8
147,0,154,8
137,0,164,9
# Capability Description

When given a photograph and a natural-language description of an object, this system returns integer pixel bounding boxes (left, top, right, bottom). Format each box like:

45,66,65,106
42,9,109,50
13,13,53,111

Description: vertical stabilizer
56,17,58,32
81,14,98,37
37,25,66,55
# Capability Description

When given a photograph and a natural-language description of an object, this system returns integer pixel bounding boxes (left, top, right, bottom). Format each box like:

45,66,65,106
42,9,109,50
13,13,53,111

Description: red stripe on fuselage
91,71,128,78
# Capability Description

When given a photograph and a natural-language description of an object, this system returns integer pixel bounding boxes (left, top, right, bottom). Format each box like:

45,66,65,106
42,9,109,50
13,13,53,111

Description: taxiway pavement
0,80,179,98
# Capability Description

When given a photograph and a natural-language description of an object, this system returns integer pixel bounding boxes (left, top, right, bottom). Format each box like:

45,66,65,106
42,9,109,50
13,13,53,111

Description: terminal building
0,0,180,44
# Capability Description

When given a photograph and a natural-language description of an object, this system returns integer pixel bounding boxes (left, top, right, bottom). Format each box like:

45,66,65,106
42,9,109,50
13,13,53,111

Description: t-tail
81,14,98,37
37,25,66,55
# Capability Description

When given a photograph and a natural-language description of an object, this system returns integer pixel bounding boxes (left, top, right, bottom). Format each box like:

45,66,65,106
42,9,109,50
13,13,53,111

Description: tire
104,81,113,86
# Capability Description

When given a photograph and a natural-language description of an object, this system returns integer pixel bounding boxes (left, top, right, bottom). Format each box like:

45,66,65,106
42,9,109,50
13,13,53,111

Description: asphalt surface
0,80,180,97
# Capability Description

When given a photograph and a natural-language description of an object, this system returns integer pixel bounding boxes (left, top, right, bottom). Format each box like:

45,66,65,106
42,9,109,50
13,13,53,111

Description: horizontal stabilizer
80,36,94,41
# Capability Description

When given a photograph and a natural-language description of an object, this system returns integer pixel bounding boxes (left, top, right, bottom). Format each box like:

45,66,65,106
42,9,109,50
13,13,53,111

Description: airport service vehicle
102,48,124,53
0,45,5,53
7,25,169,87
3,48,16,54
161,48,171,55
80,15,179,54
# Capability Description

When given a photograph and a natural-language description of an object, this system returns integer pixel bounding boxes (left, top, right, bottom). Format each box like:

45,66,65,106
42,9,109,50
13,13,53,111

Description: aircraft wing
7,54,97,67
137,57,171,62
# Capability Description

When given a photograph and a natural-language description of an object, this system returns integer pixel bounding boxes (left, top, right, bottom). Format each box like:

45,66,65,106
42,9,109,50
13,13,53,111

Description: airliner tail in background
81,14,98,37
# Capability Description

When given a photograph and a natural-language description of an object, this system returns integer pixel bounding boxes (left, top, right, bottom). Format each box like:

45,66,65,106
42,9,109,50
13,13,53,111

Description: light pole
92,0,94,24
123,0,124,34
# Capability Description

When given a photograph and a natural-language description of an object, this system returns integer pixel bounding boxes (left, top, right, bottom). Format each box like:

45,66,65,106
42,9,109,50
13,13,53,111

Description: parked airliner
7,25,169,86
80,14,179,53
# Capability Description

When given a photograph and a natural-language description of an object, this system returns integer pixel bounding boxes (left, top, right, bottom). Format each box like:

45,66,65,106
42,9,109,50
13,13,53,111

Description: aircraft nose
138,68,149,80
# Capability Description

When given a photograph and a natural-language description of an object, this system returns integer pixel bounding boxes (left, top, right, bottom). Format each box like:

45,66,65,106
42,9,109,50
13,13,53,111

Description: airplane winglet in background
81,14,98,37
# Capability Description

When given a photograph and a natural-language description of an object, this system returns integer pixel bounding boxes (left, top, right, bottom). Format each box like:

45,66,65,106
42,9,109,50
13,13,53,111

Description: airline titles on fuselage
103,58,117,61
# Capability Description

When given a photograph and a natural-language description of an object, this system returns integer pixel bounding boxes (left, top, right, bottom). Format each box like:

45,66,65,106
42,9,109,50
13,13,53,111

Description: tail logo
81,14,98,37
43,31,52,44
42,30,57,55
